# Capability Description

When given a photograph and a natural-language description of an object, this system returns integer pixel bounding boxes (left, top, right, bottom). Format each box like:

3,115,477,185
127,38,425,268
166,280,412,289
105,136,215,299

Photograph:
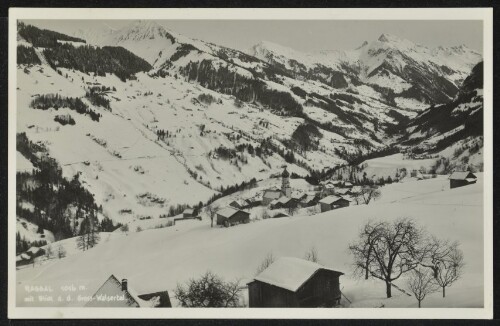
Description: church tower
281,166,291,198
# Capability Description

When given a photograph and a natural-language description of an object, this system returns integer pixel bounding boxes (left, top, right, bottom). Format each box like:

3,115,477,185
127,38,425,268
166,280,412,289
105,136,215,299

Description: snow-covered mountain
250,33,481,108
16,20,483,228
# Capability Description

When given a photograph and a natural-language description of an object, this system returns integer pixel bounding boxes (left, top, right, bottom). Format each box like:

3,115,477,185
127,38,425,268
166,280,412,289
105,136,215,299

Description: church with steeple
262,166,292,205
281,166,291,198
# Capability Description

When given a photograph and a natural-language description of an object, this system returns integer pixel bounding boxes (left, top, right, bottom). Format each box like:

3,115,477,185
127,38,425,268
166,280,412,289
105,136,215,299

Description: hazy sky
26,20,483,53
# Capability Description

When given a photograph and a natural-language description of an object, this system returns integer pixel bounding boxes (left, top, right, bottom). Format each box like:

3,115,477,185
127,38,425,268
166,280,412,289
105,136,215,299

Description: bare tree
431,242,464,298
174,271,244,307
205,204,219,228
256,252,275,275
359,186,381,204
348,221,385,280
349,218,424,298
304,246,319,263
406,268,439,308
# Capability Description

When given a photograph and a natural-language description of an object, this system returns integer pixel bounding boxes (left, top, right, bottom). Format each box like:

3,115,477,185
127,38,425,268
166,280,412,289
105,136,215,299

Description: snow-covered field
16,175,484,308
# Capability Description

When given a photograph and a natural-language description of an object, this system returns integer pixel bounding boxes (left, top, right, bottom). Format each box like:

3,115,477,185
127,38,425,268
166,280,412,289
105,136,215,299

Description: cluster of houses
211,167,359,228
86,256,344,308
16,246,46,267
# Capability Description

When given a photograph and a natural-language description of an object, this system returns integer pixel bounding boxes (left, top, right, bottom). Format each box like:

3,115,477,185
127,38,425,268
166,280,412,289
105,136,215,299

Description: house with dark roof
319,195,350,212
229,199,249,210
247,257,344,307
216,207,250,227
270,196,297,210
300,194,319,208
85,275,171,308
449,171,477,189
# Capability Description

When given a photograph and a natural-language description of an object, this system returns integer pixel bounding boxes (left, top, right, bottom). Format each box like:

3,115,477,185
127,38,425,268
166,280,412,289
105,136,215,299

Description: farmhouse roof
301,195,317,204
253,257,343,292
182,208,194,214
216,207,241,219
319,195,344,205
449,171,477,180
263,188,283,200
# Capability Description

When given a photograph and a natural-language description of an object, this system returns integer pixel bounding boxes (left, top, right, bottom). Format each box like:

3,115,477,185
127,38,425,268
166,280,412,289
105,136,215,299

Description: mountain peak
114,20,175,43
378,33,402,43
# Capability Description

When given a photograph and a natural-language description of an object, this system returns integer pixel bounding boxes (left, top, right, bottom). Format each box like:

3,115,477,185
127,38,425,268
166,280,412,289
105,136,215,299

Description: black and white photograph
8,8,493,319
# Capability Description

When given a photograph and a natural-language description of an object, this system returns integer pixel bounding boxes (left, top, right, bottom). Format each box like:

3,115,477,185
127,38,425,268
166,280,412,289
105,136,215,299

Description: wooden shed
319,195,350,212
449,171,477,189
248,257,343,307
216,207,250,227
182,208,196,218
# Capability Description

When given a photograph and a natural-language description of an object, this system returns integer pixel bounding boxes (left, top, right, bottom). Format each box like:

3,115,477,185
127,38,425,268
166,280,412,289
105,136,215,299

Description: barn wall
248,281,299,307
320,203,331,213
297,270,341,307
228,211,250,225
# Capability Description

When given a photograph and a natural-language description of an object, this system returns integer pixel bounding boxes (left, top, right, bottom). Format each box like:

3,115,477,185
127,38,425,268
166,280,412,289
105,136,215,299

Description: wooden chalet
248,257,344,307
270,196,298,210
449,171,477,189
216,207,250,227
319,195,350,212
182,208,196,218
300,194,319,208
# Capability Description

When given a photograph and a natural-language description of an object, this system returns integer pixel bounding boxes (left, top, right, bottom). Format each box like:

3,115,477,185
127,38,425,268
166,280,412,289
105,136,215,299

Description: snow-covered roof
336,189,351,195
301,195,316,203
319,195,344,205
344,182,353,186
253,257,343,292
263,188,282,200
21,253,31,260
183,208,194,214
325,184,334,189
450,171,476,180
216,207,239,219
88,274,152,308
277,196,293,204
27,247,42,254
351,186,363,193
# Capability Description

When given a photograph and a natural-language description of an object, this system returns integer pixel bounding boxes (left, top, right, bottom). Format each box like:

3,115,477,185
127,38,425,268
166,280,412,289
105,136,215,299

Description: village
15,165,480,309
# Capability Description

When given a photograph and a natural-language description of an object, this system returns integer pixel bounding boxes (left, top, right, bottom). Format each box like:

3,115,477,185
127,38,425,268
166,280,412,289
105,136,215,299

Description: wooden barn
300,194,319,208
182,208,196,218
216,207,250,227
270,196,297,210
319,195,350,212
16,253,32,267
85,275,171,308
449,171,477,189
247,257,344,307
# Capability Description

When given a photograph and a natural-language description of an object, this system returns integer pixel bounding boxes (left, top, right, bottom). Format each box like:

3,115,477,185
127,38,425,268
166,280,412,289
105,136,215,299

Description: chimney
121,279,128,291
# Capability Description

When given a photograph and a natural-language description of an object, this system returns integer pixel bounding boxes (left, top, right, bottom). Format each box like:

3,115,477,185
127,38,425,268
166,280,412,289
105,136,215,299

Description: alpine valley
14,20,485,309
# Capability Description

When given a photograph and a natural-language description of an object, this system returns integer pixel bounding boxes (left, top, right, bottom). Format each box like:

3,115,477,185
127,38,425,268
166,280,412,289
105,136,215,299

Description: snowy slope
16,175,484,308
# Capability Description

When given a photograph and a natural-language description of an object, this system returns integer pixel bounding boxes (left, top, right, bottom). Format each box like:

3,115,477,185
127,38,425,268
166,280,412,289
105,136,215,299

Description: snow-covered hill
16,176,484,308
